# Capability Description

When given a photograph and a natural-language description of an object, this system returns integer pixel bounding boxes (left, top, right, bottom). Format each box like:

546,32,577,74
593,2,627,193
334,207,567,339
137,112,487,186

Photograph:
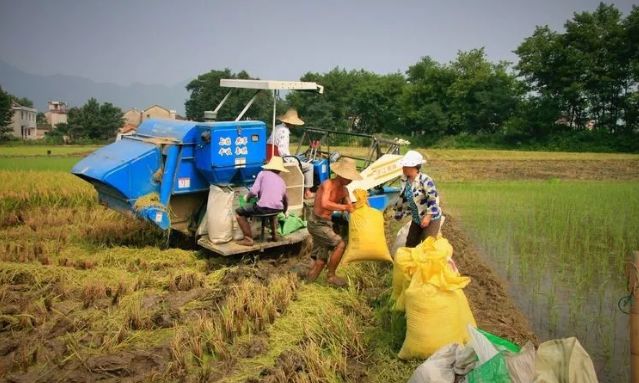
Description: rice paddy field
1,143,638,382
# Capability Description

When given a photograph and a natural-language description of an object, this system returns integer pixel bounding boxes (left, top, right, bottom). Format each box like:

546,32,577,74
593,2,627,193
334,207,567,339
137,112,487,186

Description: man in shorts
235,156,288,246
306,157,362,287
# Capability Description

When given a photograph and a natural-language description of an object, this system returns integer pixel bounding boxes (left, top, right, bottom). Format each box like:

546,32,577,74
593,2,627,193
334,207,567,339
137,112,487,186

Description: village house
10,101,38,139
142,104,177,121
118,105,183,138
45,100,68,127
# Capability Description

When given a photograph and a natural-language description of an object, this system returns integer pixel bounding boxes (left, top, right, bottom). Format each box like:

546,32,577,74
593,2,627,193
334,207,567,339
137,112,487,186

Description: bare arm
320,184,349,212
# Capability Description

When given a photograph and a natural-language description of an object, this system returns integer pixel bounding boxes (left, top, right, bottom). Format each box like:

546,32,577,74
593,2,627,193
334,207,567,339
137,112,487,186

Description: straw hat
330,158,363,180
277,108,304,126
262,156,289,173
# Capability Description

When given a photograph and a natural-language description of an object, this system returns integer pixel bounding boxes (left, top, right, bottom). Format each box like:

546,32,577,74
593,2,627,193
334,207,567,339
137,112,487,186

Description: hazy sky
1,0,637,86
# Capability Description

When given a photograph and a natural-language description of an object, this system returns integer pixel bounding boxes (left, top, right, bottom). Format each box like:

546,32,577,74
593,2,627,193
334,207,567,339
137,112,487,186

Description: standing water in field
442,180,639,383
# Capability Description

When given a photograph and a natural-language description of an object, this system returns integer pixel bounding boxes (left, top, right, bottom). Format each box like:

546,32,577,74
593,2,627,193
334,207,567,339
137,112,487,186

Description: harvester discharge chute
72,119,266,232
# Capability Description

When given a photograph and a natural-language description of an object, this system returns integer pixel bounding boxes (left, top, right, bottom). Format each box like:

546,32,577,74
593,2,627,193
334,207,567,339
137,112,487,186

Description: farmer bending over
235,156,288,246
306,157,362,287
393,150,442,247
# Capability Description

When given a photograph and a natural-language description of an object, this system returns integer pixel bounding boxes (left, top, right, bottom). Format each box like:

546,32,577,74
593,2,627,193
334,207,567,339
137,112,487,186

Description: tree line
186,3,639,152
2,3,637,151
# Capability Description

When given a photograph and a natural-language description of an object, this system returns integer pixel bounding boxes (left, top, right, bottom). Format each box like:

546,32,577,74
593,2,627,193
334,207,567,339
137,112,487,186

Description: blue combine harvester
71,80,406,256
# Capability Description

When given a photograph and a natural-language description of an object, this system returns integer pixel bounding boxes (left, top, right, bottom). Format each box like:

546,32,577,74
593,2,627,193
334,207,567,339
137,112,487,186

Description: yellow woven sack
393,236,476,360
392,236,459,311
391,247,413,311
341,189,392,265
398,273,476,360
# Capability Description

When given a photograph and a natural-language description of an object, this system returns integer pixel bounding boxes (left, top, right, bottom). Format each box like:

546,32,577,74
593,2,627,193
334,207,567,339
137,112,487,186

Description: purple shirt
250,170,287,210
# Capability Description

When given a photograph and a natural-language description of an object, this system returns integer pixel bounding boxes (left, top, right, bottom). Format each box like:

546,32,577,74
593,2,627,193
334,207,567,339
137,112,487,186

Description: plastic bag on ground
407,343,458,383
391,220,411,256
454,344,478,375
467,353,512,383
341,189,392,264
477,328,520,354
207,186,234,244
534,337,598,383
277,213,306,236
506,342,536,383
468,326,521,366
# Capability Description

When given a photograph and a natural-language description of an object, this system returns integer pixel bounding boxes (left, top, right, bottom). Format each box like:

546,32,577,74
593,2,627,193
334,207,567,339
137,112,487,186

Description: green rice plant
442,179,639,381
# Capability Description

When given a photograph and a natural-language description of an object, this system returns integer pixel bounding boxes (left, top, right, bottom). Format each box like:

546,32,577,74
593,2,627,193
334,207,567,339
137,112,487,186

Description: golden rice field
1,143,638,382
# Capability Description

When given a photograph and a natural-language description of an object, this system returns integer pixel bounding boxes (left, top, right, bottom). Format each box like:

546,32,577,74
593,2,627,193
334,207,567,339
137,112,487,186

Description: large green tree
516,3,639,134
351,73,406,134
402,49,521,137
184,69,273,122
66,98,123,140
402,57,455,136
0,86,13,140
287,67,404,133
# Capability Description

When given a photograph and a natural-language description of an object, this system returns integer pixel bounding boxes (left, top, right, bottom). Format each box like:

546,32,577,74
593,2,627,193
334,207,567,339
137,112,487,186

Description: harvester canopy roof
220,79,324,94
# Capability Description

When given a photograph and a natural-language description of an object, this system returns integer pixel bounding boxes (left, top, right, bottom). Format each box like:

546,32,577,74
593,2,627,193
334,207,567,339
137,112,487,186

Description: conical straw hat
262,156,289,173
330,157,362,180
277,108,304,126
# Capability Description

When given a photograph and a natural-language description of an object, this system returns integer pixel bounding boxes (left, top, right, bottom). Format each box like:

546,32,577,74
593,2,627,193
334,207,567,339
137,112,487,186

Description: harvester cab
71,79,407,256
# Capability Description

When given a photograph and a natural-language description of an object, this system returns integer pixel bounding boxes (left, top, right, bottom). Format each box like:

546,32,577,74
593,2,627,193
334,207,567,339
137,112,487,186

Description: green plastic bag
477,328,520,353
467,353,512,383
277,213,306,236
239,195,257,208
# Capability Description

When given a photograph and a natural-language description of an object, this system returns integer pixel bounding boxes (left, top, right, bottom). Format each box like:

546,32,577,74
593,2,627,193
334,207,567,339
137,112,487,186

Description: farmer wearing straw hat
305,157,363,287
393,150,442,247
235,156,289,246
267,108,315,199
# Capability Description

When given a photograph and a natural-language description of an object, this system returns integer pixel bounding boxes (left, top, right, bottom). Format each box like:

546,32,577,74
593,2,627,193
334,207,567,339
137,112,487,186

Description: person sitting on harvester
266,108,315,199
393,150,442,247
305,157,362,287
235,156,289,246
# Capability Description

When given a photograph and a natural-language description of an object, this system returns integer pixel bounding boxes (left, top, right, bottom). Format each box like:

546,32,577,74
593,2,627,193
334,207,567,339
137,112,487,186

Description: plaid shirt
393,173,442,224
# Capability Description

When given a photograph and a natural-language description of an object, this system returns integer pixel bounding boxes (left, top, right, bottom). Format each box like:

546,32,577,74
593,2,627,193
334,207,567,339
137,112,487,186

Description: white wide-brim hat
399,150,426,167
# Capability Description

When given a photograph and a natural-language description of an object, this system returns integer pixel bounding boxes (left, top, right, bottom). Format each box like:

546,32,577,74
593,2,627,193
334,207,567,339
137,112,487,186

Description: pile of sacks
408,326,599,383
394,237,599,383
392,236,477,359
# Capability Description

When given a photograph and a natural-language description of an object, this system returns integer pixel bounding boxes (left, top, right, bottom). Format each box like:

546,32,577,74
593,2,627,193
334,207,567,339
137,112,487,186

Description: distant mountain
0,60,189,115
